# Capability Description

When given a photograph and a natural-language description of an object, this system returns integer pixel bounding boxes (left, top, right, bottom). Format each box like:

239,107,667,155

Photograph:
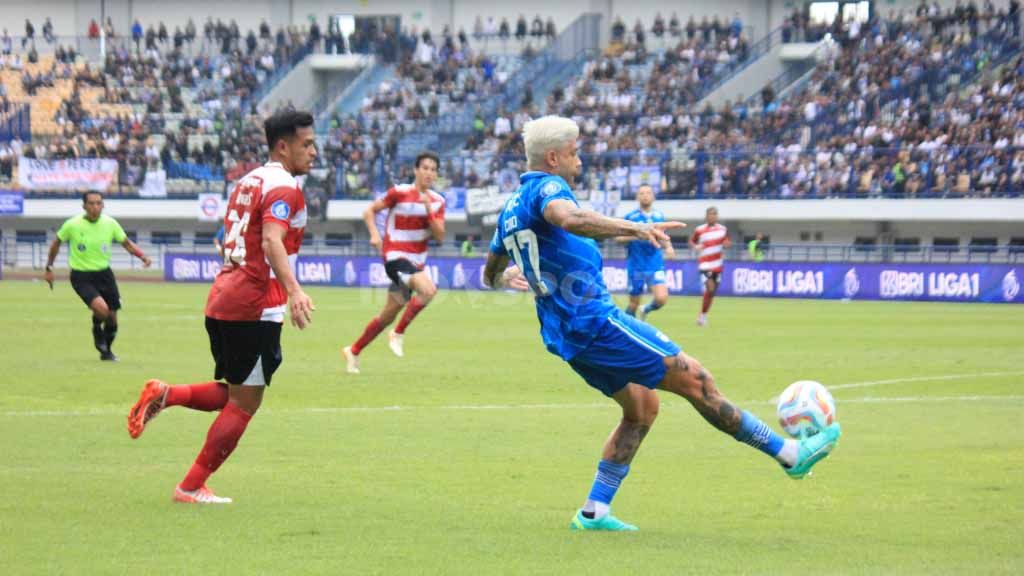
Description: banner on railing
18,158,117,191
0,190,24,215
164,254,1023,304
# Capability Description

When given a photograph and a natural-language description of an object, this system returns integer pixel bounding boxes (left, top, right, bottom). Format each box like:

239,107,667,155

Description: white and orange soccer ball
776,380,836,438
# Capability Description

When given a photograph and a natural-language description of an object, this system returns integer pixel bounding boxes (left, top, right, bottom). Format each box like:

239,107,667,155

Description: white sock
775,439,799,467
583,500,610,519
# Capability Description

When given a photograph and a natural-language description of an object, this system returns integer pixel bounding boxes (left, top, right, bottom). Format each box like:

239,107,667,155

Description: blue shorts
568,310,681,397
628,268,666,296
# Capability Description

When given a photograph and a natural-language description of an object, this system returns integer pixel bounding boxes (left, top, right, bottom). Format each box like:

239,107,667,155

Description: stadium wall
160,252,1024,304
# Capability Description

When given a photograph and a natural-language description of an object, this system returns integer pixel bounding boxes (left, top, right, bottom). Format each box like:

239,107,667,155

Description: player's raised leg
389,269,438,357
128,379,229,439
572,384,658,531
657,352,840,478
344,289,406,372
639,280,668,322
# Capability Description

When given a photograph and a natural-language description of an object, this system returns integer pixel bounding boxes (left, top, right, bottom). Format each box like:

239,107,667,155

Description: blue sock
585,460,630,515
734,410,785,457
642,301,663,315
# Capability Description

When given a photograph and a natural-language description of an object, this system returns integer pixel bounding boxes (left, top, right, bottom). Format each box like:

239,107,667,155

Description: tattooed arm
542,199,684,247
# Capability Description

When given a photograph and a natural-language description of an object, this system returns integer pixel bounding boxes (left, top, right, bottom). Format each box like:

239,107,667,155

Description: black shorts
385,258,421,300
205,317,283,386
701,270,722,283
70,268,121,310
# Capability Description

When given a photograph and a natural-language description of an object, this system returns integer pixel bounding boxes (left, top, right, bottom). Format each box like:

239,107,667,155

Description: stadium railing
5,239,1022,273
328,146,1024,201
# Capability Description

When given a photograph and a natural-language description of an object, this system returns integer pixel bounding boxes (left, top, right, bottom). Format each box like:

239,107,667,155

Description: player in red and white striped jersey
689,206,731,326
343,152,446,373
126,110,317,504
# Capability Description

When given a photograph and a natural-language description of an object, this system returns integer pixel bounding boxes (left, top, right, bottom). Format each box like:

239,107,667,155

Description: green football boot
785,422,842,479
570,510,639,531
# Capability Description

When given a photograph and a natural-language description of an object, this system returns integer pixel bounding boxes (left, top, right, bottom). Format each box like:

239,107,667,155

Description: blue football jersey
624,208,665,271
490,171,618,360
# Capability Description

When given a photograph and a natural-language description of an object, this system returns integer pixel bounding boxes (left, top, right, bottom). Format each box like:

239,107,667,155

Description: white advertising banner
18,158,118,191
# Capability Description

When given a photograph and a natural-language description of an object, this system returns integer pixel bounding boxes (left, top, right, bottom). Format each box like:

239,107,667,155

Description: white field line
3,395,1022,418
829,371,1024,391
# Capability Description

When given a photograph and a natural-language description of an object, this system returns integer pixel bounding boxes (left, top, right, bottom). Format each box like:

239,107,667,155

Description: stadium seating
1,6,1023,200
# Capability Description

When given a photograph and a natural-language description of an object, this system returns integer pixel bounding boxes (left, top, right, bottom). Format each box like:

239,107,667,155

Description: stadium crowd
2,4,1023,199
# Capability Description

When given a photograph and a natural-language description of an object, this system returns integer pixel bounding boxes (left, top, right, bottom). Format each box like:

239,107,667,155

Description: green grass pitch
1,280,1022,575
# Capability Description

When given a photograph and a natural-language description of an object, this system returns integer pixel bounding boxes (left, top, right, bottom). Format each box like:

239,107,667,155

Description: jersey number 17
502,230,550,296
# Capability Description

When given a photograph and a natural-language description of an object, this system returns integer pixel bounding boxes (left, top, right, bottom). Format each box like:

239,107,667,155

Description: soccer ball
776,380,836,438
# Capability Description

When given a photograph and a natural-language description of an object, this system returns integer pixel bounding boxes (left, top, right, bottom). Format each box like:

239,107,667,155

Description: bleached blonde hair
523,116,580,169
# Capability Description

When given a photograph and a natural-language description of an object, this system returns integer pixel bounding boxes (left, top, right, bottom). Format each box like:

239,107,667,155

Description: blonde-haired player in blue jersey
482,116,841,531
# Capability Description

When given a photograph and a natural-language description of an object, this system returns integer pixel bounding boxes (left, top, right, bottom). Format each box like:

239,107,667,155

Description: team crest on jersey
271,200,291,220
541,181,562,197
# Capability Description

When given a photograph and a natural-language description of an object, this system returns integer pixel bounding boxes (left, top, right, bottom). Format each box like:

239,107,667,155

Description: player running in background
343,152,445,373
44,191,152,361
126,110,317,504
483,116,840,531
689,206,730,327
618,184,675,321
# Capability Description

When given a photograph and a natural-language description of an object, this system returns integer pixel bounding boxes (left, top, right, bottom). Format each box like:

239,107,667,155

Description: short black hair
82,191,102,203
264,110,314,151
415,151,440,169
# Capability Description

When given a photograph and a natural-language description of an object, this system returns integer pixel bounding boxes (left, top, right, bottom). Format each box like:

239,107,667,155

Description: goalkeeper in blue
482,116,841,532
618,184,675,321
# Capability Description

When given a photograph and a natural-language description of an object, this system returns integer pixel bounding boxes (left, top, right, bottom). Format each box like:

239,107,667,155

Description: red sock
351,317,385,355
180,402,253,491
702,291,714,313
394,297,427,335
165,382,229,411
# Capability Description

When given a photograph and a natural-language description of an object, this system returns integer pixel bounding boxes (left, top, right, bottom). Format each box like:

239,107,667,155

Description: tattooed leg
580,385,659,520
659,353,795,464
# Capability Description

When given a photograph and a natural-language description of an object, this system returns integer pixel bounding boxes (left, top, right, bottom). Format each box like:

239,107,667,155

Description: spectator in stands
105,17,115,38
88,19,99,39
516,15,527,41
309,18,322,52
186,18,197,44
653,13,666,40
23,20,34,49
531,15,544,39
546,18,556,40
612,16,626,43
499,17,510,40
42,18,55,44
131,20,143,51
2,29,11,55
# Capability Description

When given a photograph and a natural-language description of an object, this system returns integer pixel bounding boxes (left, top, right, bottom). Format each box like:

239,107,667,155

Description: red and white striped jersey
205,162,306,322
691,223,728,272
381,184,445,267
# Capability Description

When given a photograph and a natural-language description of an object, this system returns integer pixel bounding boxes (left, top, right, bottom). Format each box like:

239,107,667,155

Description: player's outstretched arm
262,223,314,329
43,238,61,289
543,199,684,247
120,238,152,267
